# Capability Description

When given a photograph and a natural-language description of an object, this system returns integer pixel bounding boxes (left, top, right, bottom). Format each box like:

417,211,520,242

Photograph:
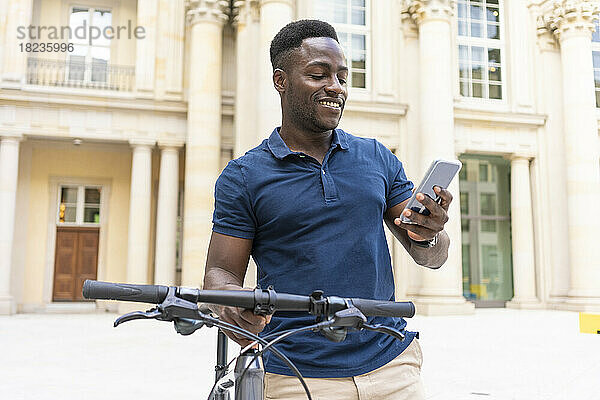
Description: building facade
0,0,599,315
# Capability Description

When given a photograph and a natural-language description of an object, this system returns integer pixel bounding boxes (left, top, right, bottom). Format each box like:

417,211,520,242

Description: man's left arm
383,186,453,269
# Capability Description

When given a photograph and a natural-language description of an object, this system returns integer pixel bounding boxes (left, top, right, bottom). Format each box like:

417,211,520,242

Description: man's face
281,37,348,133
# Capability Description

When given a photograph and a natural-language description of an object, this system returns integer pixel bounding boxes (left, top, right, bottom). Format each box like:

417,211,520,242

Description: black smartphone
400,159,462,224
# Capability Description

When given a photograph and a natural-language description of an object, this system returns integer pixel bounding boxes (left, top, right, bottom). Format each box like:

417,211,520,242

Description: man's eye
310,75,325,79
339,78,347,85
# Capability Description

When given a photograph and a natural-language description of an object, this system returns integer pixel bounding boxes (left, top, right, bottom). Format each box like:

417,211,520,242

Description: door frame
43,177,111,305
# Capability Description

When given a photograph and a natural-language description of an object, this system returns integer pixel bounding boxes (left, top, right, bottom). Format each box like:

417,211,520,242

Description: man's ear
273,68,287,94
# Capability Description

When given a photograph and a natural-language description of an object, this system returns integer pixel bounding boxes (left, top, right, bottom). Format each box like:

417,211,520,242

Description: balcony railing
27,57,135,91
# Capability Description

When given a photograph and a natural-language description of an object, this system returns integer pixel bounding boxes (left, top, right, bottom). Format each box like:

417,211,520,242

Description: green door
459,155,513,307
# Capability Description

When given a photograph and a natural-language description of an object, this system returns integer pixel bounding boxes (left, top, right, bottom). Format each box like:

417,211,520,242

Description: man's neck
278,122,333,159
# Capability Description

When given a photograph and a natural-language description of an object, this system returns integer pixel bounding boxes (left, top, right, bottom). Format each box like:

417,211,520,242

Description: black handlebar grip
82,280,169,304
350,298,415,318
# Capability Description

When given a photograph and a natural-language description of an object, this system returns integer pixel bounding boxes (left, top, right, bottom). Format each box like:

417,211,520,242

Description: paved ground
1,308,599,400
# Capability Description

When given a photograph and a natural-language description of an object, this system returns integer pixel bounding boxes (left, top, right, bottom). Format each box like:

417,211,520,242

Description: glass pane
70,8,89,45
84,207,100,223
459,45,469,60
91,47,110,82
352,34,366,51
596,91,600,108
68,54,85,81
593,51,600,67
85,188,101,204
352,71,366,88
486,7,499,23
470,5,483,20
472,82,483,97
487,0,499,4
351,8,365,25
334,0,347,23
489,66,501,81
462,219,470,233
472,64,483,80
352,0,365,6
459,62,469,79
593,22,600,42
352,52,366,69
338,32,349,51
61,187,78,204
472,46,484,62
480,193,496,215
471,22,483,37
92,10,112,47
489,84,502,99
462,243,471,297
479,164,488,181
460,80,470,96
63,206,77,223
488,48,501,64
487,24,500,39
481,220,497,232
460,192,469,214
458,3,466,18
458,20,468,36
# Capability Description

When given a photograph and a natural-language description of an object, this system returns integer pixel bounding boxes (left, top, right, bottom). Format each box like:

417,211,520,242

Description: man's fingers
400,208,444,232
433,186,453,211
399,221,438,241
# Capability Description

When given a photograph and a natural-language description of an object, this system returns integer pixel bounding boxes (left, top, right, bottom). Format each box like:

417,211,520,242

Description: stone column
135,0,159,97
156,0,185,99
182,0,228,287
403,0,473,315
256,0,293,140
154,143,182,285
544,0,600,311
1,0,33,87
126,141,154,286
0,136,21,315
506,157,540,308
233,0,261,157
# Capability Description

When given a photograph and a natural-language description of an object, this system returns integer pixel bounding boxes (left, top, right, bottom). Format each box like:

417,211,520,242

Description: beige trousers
264,339,425,400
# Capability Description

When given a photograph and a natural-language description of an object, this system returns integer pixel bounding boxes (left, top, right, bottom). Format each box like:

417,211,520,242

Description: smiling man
204,20,453,399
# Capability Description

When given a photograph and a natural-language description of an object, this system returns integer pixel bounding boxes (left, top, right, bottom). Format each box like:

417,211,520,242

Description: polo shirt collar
267,128,349,160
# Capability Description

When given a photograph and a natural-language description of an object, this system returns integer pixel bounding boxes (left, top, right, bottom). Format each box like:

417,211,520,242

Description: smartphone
400,159,462,224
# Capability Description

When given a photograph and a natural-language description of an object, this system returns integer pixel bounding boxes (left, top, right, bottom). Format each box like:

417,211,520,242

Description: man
204,20,453,399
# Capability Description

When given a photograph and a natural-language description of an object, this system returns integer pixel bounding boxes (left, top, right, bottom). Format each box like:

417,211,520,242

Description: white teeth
319,101,340,108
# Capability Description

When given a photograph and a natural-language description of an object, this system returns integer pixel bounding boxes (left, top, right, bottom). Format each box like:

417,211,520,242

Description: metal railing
27,57,135,91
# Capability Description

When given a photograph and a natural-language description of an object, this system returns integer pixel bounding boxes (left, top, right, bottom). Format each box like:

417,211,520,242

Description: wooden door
52,227,99,301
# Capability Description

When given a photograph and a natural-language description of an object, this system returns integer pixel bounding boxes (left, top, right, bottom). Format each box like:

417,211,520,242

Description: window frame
57,184,103,227
67,5,113,84
456,0,507,103
592,20,600,108
313,0,371,92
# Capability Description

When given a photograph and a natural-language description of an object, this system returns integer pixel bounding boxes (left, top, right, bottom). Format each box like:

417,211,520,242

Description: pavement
1,308,599,400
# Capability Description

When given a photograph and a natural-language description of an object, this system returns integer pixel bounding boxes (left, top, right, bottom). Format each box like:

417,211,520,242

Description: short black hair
270,19,339,71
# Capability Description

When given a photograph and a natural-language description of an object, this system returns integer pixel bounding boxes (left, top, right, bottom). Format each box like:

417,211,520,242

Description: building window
592,21,600,107
457,0,504,100
314,0,369,89
68,7,112,83
58,185,102,225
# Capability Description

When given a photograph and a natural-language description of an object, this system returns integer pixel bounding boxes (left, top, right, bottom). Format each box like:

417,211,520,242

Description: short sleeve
212,160,257,239
381,146,414,209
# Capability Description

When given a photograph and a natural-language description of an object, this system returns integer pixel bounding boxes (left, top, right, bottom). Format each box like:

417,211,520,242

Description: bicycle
82,280,417,400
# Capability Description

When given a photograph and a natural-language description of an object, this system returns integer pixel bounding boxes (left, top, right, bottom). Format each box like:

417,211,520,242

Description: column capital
157,139,185,149
540,0,600,42
401,0,456,26
129,138,156,148
509,154,533,162
0,134,24,143
232,0,260,26
186,0,229,26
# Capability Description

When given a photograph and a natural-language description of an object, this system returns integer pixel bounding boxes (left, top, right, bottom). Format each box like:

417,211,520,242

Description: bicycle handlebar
82,280,415,318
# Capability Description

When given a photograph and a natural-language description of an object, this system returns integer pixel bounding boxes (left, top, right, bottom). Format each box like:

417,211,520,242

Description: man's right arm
203,231,270,347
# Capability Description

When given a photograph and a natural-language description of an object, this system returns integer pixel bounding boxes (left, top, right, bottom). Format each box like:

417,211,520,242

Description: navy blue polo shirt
212,128,415,378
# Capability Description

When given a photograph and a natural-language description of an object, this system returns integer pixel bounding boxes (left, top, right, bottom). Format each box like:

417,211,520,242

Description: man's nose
325,75,344,95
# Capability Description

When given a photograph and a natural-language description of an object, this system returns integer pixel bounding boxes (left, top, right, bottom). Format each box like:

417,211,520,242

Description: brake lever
361,323,406,341
114,308,164,327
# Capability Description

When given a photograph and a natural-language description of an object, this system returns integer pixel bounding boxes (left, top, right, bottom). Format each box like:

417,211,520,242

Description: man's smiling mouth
318,100,341,109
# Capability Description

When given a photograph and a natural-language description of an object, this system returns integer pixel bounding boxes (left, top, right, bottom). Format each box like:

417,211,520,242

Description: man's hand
394,186,452,241
213,304,272,348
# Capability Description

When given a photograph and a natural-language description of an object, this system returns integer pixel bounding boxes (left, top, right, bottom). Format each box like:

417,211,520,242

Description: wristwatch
410,233,438,248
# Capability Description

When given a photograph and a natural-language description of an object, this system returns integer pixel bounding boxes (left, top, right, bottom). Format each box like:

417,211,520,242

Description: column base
412,296,475,316
555,297,600,313
0,296,17,315
506,299,545,309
